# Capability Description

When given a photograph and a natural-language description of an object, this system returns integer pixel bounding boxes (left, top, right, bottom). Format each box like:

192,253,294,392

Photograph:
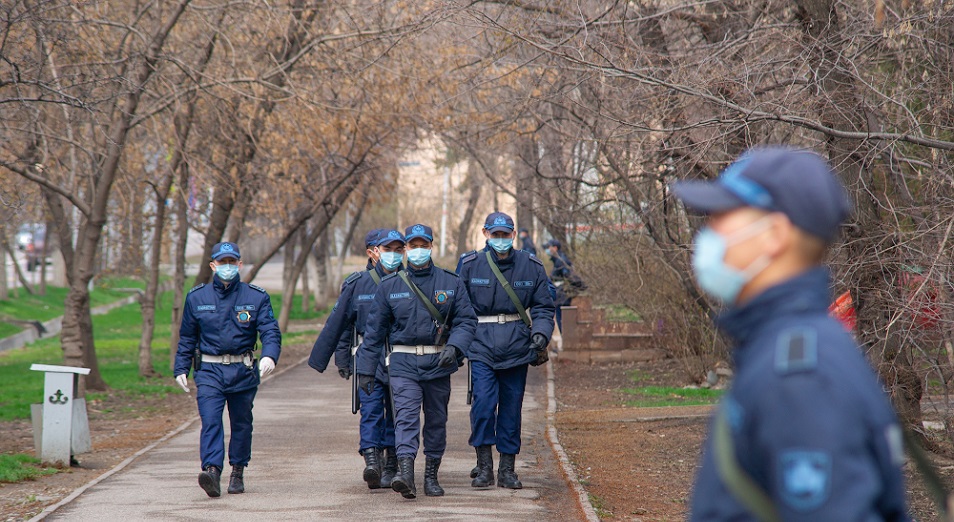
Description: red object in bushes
829,291,856,332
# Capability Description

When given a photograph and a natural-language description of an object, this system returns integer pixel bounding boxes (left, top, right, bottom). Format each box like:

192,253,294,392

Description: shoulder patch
188,283,206,294
775,328,818,375
459,250,477,264
344,271,362,285
381,272,400,282
528,254,544,267
248,283,267,294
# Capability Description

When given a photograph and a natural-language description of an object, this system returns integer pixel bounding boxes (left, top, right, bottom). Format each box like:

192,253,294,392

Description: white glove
259,357,276,378
175,374,190,393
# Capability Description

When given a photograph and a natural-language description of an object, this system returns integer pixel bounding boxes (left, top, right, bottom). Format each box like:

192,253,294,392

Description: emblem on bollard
49,389,69,405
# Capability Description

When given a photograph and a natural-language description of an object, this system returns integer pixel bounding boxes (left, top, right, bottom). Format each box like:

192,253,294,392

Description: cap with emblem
670,147,851,243
544,239,561,249
404,223,433,242
365,229,384,248
484,212,515,233
211,242,241,260
378,228,406,247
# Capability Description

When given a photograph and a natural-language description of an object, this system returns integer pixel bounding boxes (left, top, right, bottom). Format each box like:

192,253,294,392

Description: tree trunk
455,160,483,257
193,175,236,286
138,173,173,378
300,228,311,313
38,218,52,296
170,162,191,370
0,226,8,301
2,240,33,295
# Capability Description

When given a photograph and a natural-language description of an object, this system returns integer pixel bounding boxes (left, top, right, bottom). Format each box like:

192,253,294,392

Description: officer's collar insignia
413,224,425,235
779,450,831,511
493,216,507,225
434,290,448,304
236,310,252,323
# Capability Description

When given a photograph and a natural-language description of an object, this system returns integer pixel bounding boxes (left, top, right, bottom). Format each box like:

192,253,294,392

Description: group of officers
173,211,558,499
307,212,555,499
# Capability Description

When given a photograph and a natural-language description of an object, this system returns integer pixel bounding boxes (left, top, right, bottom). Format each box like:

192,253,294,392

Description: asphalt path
49,359,581,521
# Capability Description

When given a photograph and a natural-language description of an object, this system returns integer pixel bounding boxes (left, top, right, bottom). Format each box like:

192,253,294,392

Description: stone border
0,281,174,354
544,358,601,522
27,355,308,521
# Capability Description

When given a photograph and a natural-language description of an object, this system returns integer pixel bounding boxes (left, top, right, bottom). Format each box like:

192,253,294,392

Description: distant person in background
518,228,537,257
544,239,574,332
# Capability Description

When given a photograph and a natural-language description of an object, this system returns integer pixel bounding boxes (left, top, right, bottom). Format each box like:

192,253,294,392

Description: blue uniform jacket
549,251,573,279
690,268,908,521
357,262,477,381
456,245,555,369
174,276,282,391
308,263,395,383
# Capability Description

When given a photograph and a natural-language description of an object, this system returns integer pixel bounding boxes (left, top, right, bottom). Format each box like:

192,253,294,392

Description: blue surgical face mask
406,248,432,267
215,263,239,282
379,251,403,271
488,237,514,253
691,218,772,303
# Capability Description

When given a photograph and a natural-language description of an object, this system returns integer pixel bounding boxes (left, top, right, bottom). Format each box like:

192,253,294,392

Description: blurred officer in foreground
307,229,406,489
174,242,281,498
544,239,574,331
456,212,554,489
518,227,537,256
357,224,477,499
671,147,908,520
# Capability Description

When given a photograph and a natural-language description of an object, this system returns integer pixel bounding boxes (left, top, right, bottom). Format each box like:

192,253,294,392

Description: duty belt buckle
497,314,507,324
221,354,232,365
416,345,424,356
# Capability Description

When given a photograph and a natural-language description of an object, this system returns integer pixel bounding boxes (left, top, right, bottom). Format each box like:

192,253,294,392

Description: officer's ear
482,228,492,239
763,212,793,259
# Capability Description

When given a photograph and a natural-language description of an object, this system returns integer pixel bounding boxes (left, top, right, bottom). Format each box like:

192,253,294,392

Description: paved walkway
49,361,581,521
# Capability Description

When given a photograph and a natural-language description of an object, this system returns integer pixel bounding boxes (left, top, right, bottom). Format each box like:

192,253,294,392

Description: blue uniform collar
366,258,375,270
407,262,433,277
212,274,240,295
484,245,516,265
716,267,833,349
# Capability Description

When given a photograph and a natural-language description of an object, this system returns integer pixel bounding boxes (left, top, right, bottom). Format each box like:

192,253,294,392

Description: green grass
0,283,328,422
0,454,59,482
598,304,641,323
623,385,723,408
0,275,154,329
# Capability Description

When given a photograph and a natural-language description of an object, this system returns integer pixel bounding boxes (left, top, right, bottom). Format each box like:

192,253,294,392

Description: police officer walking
671,147,909,520
456,212,554,489
174,242,282,498
357,224,477,499
307,228,406,490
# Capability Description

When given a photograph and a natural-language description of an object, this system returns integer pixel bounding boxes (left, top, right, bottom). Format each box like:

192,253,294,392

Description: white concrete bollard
29,364,92,466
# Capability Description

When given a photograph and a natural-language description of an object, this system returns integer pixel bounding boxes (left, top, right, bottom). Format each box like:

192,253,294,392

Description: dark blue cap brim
379,238,406,247
485,225,514,233
671,180,747,214
405,234,432,242
211,253,240,260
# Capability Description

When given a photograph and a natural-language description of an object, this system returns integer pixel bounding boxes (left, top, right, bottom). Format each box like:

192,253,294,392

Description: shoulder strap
485,250,532,327
713,405,781,522
397,271,444,324
368,269,381,285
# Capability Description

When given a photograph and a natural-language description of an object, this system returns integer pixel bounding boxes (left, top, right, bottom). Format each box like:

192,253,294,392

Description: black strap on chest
713,405,780,522
397,271,444,324
485,250,531,327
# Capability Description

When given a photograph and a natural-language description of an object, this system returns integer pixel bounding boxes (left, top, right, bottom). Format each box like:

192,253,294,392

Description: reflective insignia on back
775,328,818,375
779,450,831,511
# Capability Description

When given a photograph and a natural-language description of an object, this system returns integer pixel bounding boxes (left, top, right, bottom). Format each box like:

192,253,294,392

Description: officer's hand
338,366,353,380
529,333,548,353
259,357,276,378
438,345,459,368
175,374,190,393
358,374,374,395
530,348,549,367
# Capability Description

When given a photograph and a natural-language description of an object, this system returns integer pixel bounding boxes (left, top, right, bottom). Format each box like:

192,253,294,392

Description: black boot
390,456,417,499
497,453,522,489
362,448,382,489
227,465,245,494
470,446,479,478
198,465,221,497
423,457,444,497
471,445,494,487
380,447,398,488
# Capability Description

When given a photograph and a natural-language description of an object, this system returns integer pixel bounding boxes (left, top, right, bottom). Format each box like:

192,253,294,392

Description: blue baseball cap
365,229,384,248
484,212,515,233
544,239,561,249
211,241,241,260
404,224,433,243
378,228,406,247
670,147,850,242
